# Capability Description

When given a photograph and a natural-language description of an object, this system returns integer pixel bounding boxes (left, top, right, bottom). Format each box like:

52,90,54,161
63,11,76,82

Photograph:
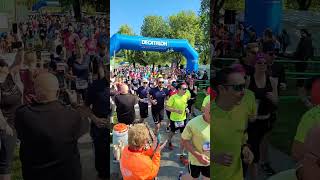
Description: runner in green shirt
211,67,256,180
165,82,189,164
181,101,210,179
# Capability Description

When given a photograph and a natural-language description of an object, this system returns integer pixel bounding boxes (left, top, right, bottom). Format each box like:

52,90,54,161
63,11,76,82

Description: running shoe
179,155,189,166
260,162,276,176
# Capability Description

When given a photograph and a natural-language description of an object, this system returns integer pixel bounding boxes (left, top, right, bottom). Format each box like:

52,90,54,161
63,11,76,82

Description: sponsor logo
141,40,168,47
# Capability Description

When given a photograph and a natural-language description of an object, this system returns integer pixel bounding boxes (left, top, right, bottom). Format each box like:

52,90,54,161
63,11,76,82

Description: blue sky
110,0,201,36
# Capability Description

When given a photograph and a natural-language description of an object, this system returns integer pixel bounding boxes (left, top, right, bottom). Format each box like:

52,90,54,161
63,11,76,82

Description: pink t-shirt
85,38,97,55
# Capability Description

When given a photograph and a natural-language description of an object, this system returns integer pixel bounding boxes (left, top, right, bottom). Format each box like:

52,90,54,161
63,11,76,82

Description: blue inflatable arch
110,34,199,72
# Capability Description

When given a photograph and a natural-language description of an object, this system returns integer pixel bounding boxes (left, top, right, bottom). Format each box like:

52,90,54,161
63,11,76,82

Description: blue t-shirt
149,87,169,109
68,55,90,80
85,78,110,117
137,86,150,105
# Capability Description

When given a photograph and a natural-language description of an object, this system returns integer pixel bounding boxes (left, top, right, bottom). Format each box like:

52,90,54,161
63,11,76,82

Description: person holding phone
120,123,167,180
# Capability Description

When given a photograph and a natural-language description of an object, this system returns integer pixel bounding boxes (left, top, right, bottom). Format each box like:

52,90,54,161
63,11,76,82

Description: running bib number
56,63,65,72
202,142,210,151
174,121,185,128
76,79,88,90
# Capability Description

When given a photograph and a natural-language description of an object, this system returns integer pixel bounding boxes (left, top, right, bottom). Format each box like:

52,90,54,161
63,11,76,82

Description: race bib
143,98,149,103
202,141,210,152
56,62,65,72
75,79,88,90
174,121,185,128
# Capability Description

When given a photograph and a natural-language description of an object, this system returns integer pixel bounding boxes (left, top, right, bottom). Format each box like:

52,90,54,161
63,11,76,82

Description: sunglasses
182,88,188,91
158,81,164,84
223,83,246,92
143,82,148,84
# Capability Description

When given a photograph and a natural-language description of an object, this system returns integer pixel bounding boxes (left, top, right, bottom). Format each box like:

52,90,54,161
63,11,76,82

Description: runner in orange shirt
120,124,167,180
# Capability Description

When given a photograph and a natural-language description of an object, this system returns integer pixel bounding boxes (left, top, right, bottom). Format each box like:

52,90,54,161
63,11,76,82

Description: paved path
79,105,296,180
110,105,203,179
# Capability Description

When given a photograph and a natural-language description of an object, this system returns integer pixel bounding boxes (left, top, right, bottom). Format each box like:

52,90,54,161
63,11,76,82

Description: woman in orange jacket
120,124,167,180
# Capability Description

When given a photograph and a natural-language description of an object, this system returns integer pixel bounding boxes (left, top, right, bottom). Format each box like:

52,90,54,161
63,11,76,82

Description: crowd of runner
109,64,212,179
0,13,110,180
212,23,320,180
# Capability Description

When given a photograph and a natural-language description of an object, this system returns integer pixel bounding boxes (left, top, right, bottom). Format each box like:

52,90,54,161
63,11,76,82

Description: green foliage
284,0,320,11
118,24,134,35
141,16,170,38
117,7,209,66
224,0,245,11
82,3,95,15
199,0,210,66
168,11,199,46
117,25,136,63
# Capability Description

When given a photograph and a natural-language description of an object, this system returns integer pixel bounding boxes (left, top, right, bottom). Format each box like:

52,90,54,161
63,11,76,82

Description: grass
269,98,308,155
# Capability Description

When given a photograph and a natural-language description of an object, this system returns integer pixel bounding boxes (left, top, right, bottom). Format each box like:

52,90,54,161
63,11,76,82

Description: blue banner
110,34,199,72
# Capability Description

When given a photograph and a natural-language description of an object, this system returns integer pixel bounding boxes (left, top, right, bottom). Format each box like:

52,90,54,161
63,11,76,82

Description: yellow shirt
211,89,256,180
167,94,188,121
294,106,320,143
202,95,210,108
181,115,210,166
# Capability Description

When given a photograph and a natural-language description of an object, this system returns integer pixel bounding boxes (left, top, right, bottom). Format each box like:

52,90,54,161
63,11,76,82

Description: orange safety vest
120,146,160,180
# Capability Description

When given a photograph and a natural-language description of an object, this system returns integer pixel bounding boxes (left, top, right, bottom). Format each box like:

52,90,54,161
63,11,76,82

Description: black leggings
90,123,109,179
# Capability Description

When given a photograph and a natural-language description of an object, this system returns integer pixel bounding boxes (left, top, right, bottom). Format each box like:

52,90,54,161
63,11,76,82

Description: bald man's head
34,73,59,102
120,84,129,94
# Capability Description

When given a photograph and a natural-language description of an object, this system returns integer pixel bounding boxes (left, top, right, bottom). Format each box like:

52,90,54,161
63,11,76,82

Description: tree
140,16,171,67
141,16,170,38
117,25,136,65
118,24,134,35
199,0,210,65
168,11,200,66
224,0,245,11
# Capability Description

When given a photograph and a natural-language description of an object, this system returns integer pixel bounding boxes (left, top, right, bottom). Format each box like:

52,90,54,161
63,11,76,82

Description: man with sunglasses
212,67,256,180
148,78,169,136
136,79,151,123
269,124,320,180
165,83,190,164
